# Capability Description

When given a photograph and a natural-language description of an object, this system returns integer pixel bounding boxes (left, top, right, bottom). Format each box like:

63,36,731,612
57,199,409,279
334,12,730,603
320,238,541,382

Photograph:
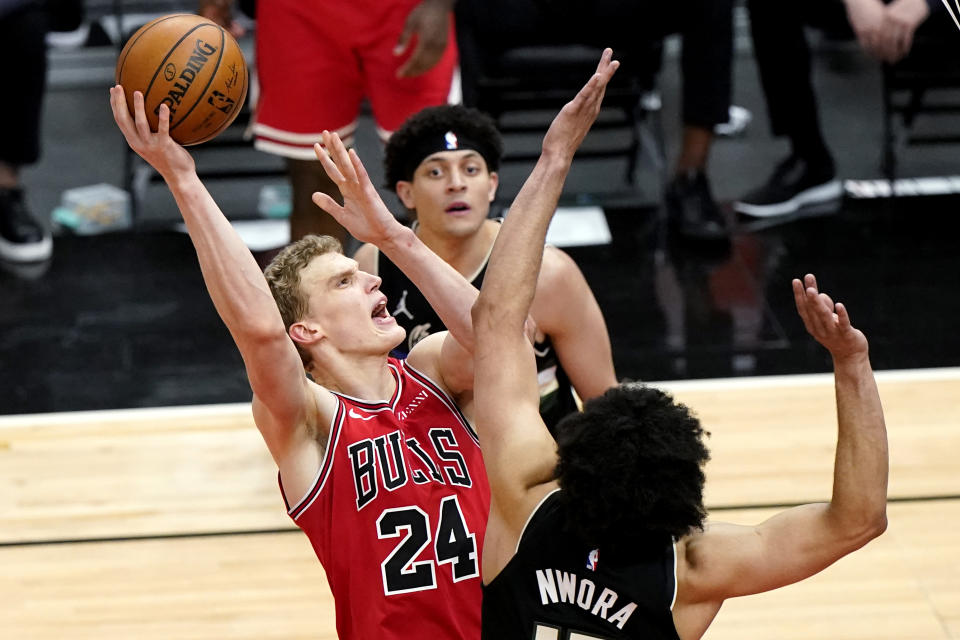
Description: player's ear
396,180,416,209
487,172,499,202
289,320,324,349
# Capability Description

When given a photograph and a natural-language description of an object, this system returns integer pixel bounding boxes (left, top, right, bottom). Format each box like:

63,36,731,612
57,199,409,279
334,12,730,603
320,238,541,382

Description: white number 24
376,495,478,595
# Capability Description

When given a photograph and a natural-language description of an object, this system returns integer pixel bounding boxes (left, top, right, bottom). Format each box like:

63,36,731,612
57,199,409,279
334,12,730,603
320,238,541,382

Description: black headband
399,130,499,182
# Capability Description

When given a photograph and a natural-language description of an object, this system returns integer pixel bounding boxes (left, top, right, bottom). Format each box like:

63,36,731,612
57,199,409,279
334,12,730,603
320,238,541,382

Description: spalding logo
154,39,219,118
163,63,176,81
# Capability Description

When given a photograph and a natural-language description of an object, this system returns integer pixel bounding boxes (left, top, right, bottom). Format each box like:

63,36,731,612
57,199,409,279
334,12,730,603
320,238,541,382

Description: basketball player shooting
107,49,626,637
108,84,490,638
470,52,890,639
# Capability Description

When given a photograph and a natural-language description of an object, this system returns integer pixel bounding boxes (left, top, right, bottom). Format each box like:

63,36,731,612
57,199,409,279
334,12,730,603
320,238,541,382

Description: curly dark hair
554,383,711,549
383,105,503,191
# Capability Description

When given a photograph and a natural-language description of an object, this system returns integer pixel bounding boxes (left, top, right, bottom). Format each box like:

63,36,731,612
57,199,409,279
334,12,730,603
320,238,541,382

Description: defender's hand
312,131,404,245
541,48,619,162
793,274,869,362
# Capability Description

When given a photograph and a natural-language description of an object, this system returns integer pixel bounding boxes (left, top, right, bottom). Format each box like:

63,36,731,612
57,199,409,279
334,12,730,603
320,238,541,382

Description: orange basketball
115,14,248,146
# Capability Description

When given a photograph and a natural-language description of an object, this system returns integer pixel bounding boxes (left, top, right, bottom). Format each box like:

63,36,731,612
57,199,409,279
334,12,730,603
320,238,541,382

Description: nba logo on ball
115,14,248,146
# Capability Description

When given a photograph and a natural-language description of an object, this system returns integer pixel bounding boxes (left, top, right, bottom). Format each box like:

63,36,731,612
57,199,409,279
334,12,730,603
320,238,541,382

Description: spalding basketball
115,14,248,146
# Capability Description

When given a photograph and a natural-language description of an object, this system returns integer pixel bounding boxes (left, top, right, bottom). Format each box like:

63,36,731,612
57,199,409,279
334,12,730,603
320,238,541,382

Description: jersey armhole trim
286,398,346,520
670,539,678,611
464,222,498,284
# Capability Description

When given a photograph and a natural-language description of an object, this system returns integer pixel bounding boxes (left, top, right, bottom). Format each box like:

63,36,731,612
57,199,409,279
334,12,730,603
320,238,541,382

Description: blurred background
1,0,959,413
2,3,959,638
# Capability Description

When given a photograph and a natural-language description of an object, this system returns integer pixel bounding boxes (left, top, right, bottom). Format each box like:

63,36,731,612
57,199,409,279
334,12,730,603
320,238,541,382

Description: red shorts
252,0,458,159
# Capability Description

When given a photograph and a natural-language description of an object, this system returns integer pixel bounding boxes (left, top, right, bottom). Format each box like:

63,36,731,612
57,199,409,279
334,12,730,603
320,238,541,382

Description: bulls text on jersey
348,427,473,510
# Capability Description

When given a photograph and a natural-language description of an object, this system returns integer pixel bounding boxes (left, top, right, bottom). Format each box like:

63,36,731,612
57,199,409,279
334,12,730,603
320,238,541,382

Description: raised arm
312,131,478,356
471,50,619,528
675,274,888,638
109,88,320,466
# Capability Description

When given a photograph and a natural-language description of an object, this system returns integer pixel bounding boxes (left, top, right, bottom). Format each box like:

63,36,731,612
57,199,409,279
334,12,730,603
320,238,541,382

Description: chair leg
625,103,641,186
881,68,897,184
636,92,668,191
122,146,140,227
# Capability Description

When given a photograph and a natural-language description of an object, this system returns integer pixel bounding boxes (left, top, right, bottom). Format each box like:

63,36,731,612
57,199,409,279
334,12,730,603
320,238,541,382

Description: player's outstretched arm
109,87,318,464
471,49,619,525
312,131,478,381
474,49,618,341
673,275,888,637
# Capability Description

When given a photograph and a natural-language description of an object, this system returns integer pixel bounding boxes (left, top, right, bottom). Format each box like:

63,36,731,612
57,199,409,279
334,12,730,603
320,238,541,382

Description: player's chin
383,325,406,352
377,320,405,341
445,216,486,238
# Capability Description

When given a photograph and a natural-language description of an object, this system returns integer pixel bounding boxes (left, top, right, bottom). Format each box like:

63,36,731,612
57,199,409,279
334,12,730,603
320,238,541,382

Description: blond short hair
263,234,343,368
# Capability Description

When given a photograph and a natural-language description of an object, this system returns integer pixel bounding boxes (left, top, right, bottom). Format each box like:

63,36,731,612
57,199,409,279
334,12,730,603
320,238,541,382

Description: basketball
115,14,248,146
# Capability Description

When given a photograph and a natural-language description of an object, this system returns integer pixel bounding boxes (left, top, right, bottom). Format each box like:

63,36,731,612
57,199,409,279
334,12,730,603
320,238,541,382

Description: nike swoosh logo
348,409,378,421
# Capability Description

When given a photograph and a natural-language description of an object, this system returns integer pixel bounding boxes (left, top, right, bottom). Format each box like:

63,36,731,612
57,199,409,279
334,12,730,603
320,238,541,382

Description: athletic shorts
252,0,458,159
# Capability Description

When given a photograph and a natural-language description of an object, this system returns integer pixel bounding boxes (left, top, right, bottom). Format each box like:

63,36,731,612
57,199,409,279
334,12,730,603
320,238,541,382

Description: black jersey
482,490,681,640
375,245,580,432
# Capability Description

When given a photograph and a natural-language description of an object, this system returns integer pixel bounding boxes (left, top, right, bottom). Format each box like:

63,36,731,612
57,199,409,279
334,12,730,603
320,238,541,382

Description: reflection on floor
3,192,958,415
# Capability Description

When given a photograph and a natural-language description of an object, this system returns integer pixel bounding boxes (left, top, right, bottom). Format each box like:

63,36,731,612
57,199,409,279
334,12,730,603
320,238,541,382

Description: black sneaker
734,154,842,218
664,170,729,239
0,187,52,263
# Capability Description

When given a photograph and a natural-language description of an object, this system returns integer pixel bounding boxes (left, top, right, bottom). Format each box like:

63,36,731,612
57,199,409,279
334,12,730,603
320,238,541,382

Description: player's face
299,253,405,353
398,150,498,239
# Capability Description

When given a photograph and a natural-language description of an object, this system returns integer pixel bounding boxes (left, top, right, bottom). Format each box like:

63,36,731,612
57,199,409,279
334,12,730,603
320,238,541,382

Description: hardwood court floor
2,369,958,639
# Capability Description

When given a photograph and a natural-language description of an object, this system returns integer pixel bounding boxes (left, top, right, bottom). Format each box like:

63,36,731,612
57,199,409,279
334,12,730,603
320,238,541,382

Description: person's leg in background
253,0,457,251
661,0,735,239
0,2,53,263
363,1,458,198
251,0,361,249
734,0,845,218
459,0,734,239
285,157,347,244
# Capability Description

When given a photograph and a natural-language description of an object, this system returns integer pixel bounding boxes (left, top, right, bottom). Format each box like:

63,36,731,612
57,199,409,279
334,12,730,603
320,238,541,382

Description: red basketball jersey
282,358,490,639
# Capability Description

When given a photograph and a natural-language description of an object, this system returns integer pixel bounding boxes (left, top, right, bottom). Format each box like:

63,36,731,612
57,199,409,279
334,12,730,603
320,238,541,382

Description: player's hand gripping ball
115,14,248,145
